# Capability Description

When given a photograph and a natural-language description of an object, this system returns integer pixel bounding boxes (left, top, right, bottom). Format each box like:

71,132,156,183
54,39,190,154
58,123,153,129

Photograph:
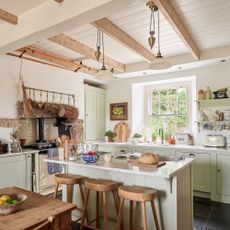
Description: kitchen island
45,156,194,230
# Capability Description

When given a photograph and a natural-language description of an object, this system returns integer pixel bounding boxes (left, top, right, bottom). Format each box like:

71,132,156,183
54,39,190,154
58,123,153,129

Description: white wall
106,62,230,144
0,54,85,142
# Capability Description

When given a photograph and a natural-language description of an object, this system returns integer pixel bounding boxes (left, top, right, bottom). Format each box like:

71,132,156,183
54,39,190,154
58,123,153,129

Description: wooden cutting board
128,160,166,168
114,122,130,142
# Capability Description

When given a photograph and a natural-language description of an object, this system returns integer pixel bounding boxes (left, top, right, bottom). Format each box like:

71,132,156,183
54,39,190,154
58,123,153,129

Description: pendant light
95,29,101,61
148,7,172,70
94,32,114,81
146,0,158,49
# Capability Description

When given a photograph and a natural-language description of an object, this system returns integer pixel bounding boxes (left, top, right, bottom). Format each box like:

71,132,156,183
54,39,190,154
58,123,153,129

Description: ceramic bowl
82,154,98,163
0,193,27,215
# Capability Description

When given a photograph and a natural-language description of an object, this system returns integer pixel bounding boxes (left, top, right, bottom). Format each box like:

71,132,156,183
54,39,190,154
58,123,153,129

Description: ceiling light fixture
147,1,158,49
95,29,101,61
94,32,114,81
147,2,172,70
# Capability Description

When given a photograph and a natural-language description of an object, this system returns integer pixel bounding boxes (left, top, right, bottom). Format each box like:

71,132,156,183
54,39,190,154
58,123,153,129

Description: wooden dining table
0,187,76,230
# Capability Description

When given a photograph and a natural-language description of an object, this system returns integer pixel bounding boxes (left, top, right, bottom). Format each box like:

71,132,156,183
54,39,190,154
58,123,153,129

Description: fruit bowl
82,154,98,163
0,193,27,215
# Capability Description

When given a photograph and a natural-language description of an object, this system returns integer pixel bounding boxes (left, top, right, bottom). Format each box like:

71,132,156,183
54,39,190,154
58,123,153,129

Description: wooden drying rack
25,86,76,106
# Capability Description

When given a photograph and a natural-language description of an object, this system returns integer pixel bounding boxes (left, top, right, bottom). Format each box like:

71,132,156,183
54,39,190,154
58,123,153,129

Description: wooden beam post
92,17,155,62
152,0,200,59
48,33,125,72
0,8,18,25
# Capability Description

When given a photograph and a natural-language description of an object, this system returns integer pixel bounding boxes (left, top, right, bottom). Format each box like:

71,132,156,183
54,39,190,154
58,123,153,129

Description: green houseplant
132,133,143,144
104,130,117,142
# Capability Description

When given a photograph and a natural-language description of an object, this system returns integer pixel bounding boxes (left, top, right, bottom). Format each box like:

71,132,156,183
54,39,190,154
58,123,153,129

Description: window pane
160,103,168,115
160,89,167,103
149,86,187,137
152,103,159,115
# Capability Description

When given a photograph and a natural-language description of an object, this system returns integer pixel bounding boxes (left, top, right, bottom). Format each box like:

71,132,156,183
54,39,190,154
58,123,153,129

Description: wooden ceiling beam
6,52,72,72
92,17,155,62
48,33,125,72
0,8,18,25
152,0,200,59
17,45,97,75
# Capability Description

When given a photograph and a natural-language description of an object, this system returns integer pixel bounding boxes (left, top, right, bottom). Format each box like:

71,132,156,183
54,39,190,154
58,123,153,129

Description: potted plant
132,133,143,144
152,133,156,143
104,130,117,142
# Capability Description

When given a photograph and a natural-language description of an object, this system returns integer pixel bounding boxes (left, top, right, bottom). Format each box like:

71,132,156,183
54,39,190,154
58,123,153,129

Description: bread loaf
138,153,159,165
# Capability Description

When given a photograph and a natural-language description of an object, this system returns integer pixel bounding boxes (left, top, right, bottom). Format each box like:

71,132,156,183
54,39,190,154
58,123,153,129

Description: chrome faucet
159,128,164,144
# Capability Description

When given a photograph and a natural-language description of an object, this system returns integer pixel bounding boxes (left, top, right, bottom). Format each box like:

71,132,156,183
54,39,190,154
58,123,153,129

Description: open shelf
195,98,230,108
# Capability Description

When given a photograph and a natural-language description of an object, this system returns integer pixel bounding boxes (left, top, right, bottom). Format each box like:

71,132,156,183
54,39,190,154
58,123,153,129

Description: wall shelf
195,98,230,108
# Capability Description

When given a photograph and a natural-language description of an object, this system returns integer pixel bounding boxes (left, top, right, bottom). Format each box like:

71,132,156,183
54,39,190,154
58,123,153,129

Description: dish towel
47,148,62,175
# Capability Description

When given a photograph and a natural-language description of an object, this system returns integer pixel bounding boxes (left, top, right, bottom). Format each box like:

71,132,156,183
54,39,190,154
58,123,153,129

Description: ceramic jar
198,89,205,100
205,87,212,100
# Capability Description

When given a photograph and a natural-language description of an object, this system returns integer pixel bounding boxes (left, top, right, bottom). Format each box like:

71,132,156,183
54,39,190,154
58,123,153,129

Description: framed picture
110,102,128,120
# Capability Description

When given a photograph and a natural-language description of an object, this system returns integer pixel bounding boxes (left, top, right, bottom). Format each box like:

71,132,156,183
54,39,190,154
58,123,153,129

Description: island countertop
44,156,194,179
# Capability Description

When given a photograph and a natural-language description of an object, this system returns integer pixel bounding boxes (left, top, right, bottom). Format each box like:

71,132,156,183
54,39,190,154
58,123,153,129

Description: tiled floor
194,197,230,230
70,196,230,230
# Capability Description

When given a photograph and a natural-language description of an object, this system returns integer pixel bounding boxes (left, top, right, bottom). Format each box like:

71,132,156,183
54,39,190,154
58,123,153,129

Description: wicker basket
0,193,27,215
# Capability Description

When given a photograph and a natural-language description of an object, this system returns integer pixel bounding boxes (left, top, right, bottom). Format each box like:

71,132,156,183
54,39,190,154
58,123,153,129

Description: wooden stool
116,186,160,230
53,173,86,221
80,178,121,230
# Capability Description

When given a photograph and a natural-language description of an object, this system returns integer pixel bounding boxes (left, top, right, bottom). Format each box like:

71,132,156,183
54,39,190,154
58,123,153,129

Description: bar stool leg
66,184,74,203
116,197,124,230
102,191,108,230
150,200,160,230
130,200,133,230
141,202,147,230
96,191,100,228
53,183,59,199
80,188,90,230
112,190,119,215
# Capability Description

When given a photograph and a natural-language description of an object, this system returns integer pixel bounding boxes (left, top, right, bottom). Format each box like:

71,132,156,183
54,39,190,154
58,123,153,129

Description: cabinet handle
189,153,195,157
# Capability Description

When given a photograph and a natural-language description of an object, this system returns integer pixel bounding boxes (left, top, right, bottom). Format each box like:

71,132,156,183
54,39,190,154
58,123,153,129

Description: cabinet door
96,92,105,140
0,155,27,189
85,86,105,141
134,147,153,153
97,145,132,153
217,154,230,196
193,153,211,192
176,151,211,192
85,90,96,140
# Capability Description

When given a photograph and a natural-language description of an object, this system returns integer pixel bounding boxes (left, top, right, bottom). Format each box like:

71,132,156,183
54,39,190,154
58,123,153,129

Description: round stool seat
54,173,84,185
84,178,120,192
118,186,157,202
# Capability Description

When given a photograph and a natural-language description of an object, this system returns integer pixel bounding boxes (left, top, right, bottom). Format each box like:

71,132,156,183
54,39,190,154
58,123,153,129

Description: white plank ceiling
2,0,230,77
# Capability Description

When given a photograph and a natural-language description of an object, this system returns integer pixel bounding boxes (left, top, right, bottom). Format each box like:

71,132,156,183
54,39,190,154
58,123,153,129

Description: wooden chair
33,216,54,230
80,178,121,230
116,186,160,230
53,173,86,222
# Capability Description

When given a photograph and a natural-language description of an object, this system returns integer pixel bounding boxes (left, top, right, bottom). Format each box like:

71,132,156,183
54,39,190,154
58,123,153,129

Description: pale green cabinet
217,154,230,196
85,85,105,141
176,151,211,192
0,155,27,189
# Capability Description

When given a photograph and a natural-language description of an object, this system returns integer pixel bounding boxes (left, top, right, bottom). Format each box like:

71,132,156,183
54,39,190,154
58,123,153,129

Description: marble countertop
44,156,194,179
95,141,230,153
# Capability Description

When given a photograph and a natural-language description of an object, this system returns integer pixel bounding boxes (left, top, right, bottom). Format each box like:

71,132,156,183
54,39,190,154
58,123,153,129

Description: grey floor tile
194,203,212,217
205,215,230,230
193,215,207,230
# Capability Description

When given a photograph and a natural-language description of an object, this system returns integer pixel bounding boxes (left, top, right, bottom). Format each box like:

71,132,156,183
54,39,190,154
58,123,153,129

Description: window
149,87,187,139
